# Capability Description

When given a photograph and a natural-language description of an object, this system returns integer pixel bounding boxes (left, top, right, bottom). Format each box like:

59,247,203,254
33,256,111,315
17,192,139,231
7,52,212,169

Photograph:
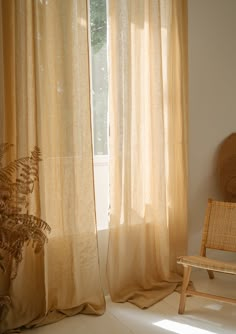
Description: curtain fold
107,0,188,308
0,0,105,332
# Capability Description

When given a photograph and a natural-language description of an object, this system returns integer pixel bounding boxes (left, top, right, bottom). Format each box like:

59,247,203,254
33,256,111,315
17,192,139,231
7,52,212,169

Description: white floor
26,271,236,334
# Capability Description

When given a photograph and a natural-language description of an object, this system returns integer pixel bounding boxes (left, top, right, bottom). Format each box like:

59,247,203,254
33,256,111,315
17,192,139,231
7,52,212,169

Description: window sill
93,155,109,166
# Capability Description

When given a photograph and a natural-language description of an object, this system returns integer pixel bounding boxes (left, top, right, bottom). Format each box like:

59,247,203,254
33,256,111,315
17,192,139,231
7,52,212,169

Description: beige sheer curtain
0,0,105,332
107,0,188,308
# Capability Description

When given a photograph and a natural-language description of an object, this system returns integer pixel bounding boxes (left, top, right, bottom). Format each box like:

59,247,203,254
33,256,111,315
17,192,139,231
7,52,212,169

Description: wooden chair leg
178,265,192,314
207,270,214,279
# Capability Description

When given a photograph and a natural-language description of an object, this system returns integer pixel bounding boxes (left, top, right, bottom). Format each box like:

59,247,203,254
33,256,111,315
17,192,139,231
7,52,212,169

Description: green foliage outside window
90,0,107,54
90,0,108,155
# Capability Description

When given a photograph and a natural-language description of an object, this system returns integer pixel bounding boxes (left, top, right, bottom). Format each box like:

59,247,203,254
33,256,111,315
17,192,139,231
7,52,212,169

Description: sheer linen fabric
0,1,105,332
107,0,188,308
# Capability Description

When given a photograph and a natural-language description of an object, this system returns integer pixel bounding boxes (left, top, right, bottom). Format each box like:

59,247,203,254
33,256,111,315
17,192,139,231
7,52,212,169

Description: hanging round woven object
218,133,236,202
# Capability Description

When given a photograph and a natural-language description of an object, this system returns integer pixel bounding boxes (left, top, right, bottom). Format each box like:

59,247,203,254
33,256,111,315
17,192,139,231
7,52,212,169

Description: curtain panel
107,0,188,308
0,0,105,332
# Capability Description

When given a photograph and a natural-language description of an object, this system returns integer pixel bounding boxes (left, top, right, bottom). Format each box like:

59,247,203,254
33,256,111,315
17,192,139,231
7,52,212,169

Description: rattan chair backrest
218,133,236,202
201,199,236,253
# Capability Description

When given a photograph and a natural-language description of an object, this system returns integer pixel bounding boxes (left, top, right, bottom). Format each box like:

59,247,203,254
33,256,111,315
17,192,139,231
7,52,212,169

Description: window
89,0,108,157
89,0,109,231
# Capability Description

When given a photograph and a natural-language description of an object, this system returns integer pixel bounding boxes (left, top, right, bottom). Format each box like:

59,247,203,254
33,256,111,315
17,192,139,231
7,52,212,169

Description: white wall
188,0,236,255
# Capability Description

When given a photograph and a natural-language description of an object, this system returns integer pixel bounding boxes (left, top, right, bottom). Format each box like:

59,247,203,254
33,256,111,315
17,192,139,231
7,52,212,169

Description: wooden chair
177,198,236,314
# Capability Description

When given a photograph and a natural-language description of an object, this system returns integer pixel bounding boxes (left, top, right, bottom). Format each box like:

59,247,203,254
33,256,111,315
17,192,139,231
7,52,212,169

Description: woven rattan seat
177,199,236,314
178,255,236,274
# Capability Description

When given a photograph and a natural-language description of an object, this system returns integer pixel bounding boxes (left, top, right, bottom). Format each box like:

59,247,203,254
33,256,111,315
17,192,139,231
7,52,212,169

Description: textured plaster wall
188,0,236,255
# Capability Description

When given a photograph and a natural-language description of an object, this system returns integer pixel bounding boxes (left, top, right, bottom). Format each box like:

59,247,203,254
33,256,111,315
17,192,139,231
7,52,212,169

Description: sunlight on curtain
0,0,105,331
107,0,188,308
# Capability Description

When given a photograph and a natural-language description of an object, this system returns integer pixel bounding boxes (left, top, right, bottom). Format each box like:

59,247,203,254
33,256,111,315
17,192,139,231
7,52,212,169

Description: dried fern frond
0,254,5,272
0,144,13,164
0,214,51,275
0,144,50,279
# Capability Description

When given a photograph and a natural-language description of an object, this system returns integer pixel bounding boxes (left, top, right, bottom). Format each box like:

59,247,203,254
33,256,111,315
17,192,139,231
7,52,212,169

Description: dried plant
0,144,51,279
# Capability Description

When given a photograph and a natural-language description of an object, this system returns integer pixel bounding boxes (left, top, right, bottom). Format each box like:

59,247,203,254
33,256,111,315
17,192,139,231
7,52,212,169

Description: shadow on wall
188,133,236,263
188,134,234,255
